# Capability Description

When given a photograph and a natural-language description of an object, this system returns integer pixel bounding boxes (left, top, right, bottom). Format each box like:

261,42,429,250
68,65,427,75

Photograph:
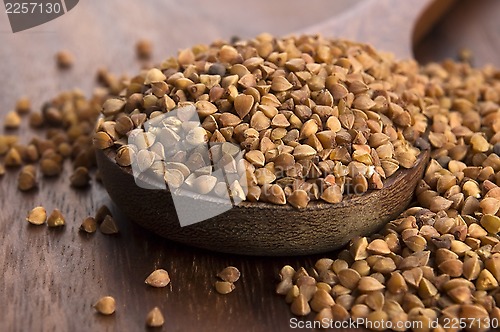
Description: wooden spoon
96,0,453,256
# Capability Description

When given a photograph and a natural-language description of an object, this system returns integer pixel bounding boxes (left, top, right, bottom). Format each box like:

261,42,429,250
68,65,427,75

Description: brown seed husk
367,239,391,255
320,184,343,203
102,99,126,116
337,268,361,290
285,285,300,304
481,214,500,234
276,278,293,295
70,167,90,188
18,166,37,191
26,206,47,225
217,266,240,283
330,304,350,321
280,265,296,280
5,148,22,167
47,209,65,227
95,205,112,224
136,39,153,59
100,215,119,234
4,111,21,129
145,307,164,327
15,97,31,114
115,145,135,167
287,190,310,209
145,269,171,288
214,281,235,295
93,296,116,315
310,289,335,312
314,308,334,326
290,294,311,316
260,184,286,205
56,50,74,69
29,111,44,128
357,276,385,292
80,217,97,234
476,269,498,291
93,132,114,150
39,158,62,177
0,135,18,155
234,94,254,119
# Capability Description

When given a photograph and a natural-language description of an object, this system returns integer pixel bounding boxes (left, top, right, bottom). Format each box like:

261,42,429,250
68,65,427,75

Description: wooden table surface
1,1,499,331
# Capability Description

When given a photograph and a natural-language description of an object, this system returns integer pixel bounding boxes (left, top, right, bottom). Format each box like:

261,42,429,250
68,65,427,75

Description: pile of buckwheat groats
94,34,428,208
2,33,500,331
276,59,500,331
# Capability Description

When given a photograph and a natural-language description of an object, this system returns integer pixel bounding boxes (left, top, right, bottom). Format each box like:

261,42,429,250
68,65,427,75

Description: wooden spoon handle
297,0,456,59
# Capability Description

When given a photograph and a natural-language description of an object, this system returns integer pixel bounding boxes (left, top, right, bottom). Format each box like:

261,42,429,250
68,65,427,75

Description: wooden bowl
96,148,429,256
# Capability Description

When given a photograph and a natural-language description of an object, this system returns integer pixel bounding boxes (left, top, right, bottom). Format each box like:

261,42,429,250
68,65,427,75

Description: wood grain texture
96,148,429,256
1,0,499,331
